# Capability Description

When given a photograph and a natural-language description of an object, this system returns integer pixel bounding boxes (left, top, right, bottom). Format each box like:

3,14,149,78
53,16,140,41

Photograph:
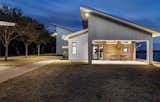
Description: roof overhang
62,29,88,40
51,32,57,37
0,21,16,26
55,24,75,32
80,6,160,37
62,46,69,49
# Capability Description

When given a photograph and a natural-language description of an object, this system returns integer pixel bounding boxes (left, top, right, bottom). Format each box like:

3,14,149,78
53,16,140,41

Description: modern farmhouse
62,6,160,64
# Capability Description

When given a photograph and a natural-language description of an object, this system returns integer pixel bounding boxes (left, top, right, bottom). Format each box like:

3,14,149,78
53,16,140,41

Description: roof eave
0,21,16,26
80,6,160,37
62,29,88,40
55,24,75,32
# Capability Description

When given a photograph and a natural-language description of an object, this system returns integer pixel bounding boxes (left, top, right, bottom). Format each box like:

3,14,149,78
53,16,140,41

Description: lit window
72,42,77,55
123,47,128,53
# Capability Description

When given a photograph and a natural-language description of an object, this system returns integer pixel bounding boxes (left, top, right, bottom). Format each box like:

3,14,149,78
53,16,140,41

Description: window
72,42,77,55
123,47,128,53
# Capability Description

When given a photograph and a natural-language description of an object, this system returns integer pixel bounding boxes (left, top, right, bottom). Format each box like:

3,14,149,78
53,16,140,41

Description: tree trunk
5,45,8,61
37,44,41,56
25,44,29,57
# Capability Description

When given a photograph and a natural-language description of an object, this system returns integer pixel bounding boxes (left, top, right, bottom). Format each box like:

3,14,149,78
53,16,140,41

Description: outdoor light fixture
85,13,90,17
128,41,132,44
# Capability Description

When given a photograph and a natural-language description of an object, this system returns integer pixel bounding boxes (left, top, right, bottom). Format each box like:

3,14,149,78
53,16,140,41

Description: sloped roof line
55,24,75,32
62,29,88,40
80,5,160,37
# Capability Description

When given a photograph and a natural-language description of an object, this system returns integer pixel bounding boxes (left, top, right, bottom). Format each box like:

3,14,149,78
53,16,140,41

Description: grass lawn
0,54,62,66
0,63,160,102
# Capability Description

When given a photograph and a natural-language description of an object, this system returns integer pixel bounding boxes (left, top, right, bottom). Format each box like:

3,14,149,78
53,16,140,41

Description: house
63,6,160,64
52,24,74,57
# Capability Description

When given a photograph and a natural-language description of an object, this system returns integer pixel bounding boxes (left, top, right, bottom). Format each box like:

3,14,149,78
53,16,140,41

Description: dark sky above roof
1,0,160,31
0,0,160,49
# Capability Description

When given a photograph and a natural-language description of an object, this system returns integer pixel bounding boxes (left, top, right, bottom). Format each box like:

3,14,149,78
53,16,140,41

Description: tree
0,5,22,61
0,26,18,60
16,17,39,57
0,5,22,21
34,24,50,56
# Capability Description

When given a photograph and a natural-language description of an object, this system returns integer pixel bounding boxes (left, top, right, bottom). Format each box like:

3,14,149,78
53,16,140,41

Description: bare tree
0,5,22,60
34,24,50,56
16,17,39,57
0,5,22,22
0,26,18,60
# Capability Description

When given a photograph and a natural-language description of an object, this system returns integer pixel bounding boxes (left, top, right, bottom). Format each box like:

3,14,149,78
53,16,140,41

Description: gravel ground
0,64,160,102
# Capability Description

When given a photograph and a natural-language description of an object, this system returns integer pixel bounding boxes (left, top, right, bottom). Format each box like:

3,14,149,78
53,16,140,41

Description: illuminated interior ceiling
92,40,147,45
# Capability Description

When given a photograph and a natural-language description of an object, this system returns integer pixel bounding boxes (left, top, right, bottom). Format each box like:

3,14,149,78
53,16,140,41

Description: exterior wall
56,26,73,56
88,14,153,64
88,14,152,41
68,33,88,62
103,43,134,60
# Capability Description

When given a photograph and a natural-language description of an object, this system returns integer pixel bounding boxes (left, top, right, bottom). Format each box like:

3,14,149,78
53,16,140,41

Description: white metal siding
56,27,73,55
88,15,152,40
68,33,88,62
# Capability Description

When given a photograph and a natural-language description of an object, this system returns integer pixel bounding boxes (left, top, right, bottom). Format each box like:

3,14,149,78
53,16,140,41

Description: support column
88,40,92,64
133,42,136,60
147,39,153,64
97,45,100,60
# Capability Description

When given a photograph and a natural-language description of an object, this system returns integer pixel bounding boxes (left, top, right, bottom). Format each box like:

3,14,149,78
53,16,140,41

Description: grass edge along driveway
0,55,62,67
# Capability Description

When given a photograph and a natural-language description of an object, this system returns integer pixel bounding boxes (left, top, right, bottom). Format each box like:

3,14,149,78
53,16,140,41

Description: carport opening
136,41,147,61
92,40,148,64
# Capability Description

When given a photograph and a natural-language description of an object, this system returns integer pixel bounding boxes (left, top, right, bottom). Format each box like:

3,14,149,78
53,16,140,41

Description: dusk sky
0,0,160,49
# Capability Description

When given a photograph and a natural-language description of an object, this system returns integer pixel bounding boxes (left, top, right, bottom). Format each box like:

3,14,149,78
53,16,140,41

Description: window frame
71,42,77,55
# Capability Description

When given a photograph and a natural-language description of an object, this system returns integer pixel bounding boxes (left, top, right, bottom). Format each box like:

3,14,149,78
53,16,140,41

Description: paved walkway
0,59,56,83
0,66,14,71
154,62,160,68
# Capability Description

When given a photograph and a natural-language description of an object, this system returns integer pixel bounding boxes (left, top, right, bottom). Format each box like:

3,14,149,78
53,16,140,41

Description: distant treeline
0,40,56,56
0,5,56,59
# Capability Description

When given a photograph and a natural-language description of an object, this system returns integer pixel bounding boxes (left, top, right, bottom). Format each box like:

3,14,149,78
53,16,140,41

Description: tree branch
9,34,19,42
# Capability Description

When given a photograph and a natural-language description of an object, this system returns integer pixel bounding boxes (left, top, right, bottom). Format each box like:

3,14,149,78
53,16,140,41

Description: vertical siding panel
56,27,73,55
89,15,152,41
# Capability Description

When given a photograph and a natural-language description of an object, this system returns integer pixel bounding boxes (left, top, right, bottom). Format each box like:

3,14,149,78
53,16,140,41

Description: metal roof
80,5,160,37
